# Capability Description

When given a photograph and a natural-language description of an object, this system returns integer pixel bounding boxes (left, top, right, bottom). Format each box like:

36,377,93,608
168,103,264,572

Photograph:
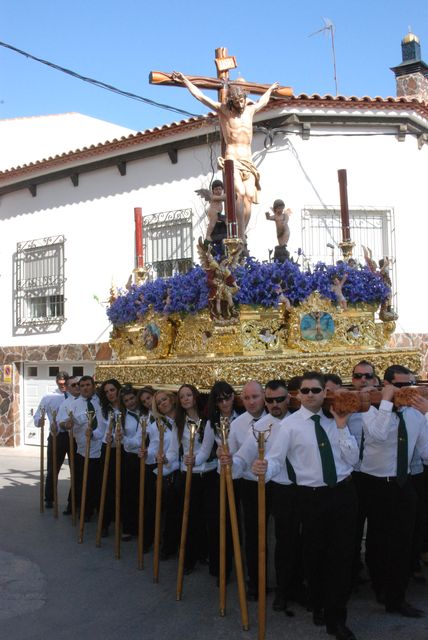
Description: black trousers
177,469,220,575
120,453,156,543
351,470,369,579
75,453,101,517
422,465,428,553
360,472,417,608
161,471,181,557
410,472,426,572
298,479,357,630
99,443,119,528
240,478,272,593
271,482,303,602
45,431,75,504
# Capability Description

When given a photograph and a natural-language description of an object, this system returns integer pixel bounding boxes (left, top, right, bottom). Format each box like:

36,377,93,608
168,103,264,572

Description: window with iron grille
144,209,193,278
13,235,66,335
301,207,397,308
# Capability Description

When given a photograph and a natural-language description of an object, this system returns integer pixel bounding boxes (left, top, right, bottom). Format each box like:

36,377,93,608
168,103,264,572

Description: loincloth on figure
217,157,261,204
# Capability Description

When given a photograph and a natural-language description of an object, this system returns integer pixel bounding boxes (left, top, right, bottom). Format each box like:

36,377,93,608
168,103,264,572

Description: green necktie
311,415,337,487
396,413,408,487
86,398,98,430
286,458,296,483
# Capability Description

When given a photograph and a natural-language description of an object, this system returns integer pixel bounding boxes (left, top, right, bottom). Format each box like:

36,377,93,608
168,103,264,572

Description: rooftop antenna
309,18,338,96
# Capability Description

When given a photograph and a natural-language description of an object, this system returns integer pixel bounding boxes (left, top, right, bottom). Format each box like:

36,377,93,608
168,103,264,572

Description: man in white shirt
220,380,266,600
56,376,81,515
348,361,378,585
360,364,428,618
33,371,69,508
63,375,102,520
253,371,358,640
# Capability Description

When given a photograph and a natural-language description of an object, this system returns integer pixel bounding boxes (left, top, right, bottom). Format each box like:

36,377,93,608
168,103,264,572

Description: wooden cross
149,47,292,109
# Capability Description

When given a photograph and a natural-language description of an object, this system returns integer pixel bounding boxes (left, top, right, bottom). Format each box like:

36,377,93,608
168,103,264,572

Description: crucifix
150,49,293,243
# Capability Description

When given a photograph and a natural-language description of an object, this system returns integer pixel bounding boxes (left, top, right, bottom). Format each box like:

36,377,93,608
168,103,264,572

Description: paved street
0,447,427,640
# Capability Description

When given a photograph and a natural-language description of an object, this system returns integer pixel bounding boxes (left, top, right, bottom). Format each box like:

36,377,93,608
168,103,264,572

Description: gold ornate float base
97,292,421,390
96,347,421,392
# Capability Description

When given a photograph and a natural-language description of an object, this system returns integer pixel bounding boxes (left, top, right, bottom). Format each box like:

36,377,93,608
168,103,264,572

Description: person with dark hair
165,385,217,575
91,379,122,535
207,380,240,431
206,380,241,582
120,386,156,544
265,199,291,262
66,376,103,520
138,386,156,416
254,371,359,640
359,364,428,618
324,373,343,391
33,370,70,509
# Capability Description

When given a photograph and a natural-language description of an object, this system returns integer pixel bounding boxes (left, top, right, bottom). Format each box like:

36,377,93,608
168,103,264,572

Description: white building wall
0,116,427,349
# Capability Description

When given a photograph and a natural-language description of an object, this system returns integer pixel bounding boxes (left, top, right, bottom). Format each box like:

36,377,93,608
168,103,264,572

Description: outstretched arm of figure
254,81,280,113
172,71,220,111
265,211,275,220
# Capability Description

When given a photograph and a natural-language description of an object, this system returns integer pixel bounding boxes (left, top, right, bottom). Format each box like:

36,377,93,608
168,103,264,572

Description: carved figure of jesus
172,71,279,242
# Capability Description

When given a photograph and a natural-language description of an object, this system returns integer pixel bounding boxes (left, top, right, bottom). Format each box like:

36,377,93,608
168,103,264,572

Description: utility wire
0,39,199,119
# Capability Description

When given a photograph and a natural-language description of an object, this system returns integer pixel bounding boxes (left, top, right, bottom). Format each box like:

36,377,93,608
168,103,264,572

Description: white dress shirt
57,395,80,429
92,407,121,447
232,413,292,484
71,395,103,458
361,400,428,477
166,418,216,473
264,406,359,487
228,410,267,455
33,389,67,434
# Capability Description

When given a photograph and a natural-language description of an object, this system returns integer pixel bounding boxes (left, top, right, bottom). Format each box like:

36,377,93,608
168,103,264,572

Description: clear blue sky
1,0,428,131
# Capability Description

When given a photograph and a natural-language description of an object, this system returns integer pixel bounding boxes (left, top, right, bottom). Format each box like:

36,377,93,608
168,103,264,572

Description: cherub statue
196,180,227,243
197,236,242,322
331,273,348,310
265,199,291,262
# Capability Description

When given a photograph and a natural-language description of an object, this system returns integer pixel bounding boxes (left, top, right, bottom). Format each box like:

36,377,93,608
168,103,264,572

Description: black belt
298,475,352,492
360,472,409,484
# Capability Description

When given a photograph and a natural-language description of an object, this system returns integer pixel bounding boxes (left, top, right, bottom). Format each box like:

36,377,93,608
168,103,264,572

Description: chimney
391,31,428,101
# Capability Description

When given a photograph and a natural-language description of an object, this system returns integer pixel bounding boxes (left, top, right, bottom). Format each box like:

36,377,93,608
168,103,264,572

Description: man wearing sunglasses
253,371,359,640
348,361,377,587
359,364,428,618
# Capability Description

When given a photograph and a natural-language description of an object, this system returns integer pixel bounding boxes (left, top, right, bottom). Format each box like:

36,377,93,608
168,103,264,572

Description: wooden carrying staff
137,416,148,570
39,407,46,513
153,418,166,581
252,425,271,640
51,409,58,519
67,411,77,527
288,385,428,413
115,413,122,560
78,409,95,544
218,417,249,631
176,419,200,601
96,412,114,547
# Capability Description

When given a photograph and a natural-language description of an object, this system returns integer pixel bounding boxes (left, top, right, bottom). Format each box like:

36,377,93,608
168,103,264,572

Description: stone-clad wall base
389,333,428,377
0,343,112,447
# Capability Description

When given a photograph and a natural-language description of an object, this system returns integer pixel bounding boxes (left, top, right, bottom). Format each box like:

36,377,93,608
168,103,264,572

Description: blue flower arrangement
107,258,391,326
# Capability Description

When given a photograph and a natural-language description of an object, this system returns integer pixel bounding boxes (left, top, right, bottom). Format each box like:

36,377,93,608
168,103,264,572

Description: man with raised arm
172,71,279,242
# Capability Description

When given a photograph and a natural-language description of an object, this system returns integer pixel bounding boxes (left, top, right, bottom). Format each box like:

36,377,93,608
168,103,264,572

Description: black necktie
311,415,337,487
396,413,408,487
86,398,98,430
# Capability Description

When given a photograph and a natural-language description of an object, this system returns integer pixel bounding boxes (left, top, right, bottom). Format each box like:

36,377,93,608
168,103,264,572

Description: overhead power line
0,39,199,119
